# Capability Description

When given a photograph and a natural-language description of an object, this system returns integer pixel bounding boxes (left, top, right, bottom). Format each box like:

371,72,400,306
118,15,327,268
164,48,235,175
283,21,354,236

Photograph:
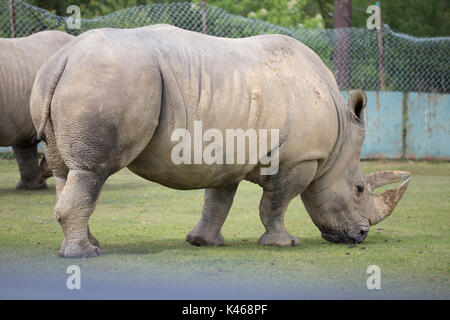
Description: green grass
0,159,448,298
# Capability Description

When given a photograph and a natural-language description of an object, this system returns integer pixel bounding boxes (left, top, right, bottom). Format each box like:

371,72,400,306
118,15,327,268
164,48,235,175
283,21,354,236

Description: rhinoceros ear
348,89,367,121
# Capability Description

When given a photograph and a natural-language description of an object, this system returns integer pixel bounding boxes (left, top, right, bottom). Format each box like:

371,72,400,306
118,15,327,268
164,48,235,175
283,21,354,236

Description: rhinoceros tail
36,57,68,141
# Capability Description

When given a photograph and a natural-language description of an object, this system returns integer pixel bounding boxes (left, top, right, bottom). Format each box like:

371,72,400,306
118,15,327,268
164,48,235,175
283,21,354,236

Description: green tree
193,0,325,28
351,0,449,37
24,0,190,18
314,0,334,28
23,0,450,36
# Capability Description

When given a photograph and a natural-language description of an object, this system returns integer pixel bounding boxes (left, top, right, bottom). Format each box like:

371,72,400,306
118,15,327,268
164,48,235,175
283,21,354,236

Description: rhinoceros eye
356,185,365,195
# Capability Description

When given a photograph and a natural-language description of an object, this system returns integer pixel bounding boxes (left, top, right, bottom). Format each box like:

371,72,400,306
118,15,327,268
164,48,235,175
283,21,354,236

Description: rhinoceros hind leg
13,143,48,190
55,169,105,258
54,169,100,250
186,183,239,246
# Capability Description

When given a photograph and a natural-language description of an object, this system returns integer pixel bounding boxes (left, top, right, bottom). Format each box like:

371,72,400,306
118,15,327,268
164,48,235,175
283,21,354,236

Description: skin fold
30,25,409,258
0,31,74,189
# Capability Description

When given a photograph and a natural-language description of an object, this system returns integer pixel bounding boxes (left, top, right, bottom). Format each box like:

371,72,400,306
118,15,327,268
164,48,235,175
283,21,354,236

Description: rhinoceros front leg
258,189,300,247
55,169,105,258
258,160,318,247
186,183,239,246
35,156,53,185
12,143,47,190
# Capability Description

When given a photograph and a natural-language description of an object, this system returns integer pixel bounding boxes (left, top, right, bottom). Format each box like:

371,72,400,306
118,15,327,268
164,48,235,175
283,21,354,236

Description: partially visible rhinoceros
30,25,409,258
0,30,73,189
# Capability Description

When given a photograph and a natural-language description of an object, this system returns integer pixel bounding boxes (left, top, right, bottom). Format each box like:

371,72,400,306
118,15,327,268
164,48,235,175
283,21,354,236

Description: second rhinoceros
30,25,409,258
0,30,74,189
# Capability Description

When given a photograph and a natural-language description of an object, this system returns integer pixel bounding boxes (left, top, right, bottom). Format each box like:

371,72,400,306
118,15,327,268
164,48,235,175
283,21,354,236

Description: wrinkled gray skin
30,25,409,258
0,31,73,189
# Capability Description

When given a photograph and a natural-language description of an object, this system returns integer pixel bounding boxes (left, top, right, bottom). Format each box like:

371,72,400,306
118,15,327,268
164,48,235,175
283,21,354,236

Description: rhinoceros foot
16,180,48,190
87,227,100,248
186,229,225,247
258,231,300,247
88,233,100,248
58,239,101,259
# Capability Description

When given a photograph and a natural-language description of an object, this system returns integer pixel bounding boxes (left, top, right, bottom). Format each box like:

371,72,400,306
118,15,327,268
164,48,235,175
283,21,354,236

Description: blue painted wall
1,91,449,160
361,91,403,159
342,91,448,160
406,93,450,160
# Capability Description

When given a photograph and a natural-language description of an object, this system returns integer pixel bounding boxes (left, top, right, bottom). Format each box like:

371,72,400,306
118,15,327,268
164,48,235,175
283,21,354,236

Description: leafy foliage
351,0,450,38
21,0,450,37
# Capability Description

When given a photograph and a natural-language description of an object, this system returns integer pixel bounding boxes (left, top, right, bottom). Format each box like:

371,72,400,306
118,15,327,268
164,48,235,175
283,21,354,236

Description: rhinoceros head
301,90,410,244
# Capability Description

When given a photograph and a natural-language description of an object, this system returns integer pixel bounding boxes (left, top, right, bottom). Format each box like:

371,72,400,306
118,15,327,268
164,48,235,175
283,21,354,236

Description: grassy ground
0,159,448,299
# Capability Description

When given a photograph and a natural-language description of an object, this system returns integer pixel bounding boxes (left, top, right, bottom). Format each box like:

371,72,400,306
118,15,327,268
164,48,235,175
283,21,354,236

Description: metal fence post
201,0,207,34
10,0,17,38
376,2,386,90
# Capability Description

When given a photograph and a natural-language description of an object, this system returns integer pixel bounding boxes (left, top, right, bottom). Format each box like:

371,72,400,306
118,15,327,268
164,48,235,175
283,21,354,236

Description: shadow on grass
98,232,432,257
103,239,196,255
100,236,334,256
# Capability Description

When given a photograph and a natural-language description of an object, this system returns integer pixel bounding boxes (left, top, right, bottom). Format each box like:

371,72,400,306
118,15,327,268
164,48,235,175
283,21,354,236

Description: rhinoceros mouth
321,228,369,244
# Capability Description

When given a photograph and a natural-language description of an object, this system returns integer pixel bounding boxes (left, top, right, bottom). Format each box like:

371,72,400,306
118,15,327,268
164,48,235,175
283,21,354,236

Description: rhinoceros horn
363,170,410,225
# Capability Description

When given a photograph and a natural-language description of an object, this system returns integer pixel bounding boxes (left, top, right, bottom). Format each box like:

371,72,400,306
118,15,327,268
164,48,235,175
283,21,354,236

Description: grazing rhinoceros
30,25,409,258
0,30,73,189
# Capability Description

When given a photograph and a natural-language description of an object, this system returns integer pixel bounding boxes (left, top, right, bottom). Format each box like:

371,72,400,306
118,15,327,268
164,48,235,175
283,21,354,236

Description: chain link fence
1,0,449,93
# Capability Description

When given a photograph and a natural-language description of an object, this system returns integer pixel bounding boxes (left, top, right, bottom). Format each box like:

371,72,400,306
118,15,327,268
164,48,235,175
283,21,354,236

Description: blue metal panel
406,93,450,160
341,91,404,159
